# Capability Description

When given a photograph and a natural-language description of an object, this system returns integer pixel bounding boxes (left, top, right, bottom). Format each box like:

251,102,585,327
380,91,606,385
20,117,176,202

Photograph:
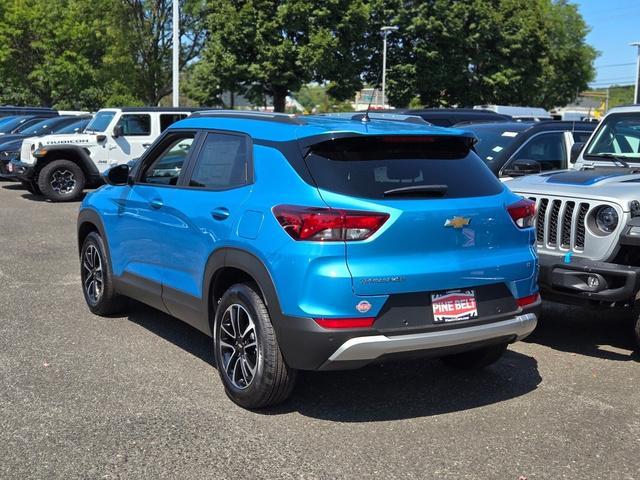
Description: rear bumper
322,313,537,368
275,300,540,371
538,253,640,305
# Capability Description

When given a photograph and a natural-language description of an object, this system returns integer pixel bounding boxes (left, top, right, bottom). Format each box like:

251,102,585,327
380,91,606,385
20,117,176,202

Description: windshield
85,111,116,133
461,123,530,168
585,113,640,161
18,117,70,136
0,116,16,126
57,118,90,134
0,117,32,133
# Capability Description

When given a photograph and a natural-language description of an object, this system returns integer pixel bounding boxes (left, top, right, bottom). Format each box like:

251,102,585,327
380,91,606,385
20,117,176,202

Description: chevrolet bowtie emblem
444,216,471,229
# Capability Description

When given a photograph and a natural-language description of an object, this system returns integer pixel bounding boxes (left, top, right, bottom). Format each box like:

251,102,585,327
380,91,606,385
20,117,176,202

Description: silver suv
508,105,640,348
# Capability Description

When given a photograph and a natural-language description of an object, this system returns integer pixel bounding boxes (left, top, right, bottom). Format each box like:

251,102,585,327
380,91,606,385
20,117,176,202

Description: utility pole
172,0,180,107
631,42,640,104
380,26,399,109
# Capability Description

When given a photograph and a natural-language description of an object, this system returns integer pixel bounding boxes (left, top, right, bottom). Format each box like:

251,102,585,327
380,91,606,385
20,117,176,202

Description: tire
21,181,41,195
38,159,86,202
214,283,297,409
80,232,127,316
440,342,508,370
632,306,640,352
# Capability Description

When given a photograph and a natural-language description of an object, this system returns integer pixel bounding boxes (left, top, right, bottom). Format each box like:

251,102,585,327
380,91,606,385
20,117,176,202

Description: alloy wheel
82,245,103,304
219,304,259,390
50,169,76,194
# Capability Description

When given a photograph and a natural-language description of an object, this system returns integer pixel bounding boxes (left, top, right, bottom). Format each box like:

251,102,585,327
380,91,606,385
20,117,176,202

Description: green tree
105,0,208,106
188,0,371,112
373,0,596,109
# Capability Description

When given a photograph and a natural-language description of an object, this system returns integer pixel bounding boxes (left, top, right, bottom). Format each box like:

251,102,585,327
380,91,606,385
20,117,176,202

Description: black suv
461,121,597,179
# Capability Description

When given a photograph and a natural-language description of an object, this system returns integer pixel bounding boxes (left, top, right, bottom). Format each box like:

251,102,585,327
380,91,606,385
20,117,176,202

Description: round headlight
595,206,618,234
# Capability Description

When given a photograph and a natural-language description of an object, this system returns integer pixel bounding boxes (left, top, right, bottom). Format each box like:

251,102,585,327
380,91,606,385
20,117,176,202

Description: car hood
0,133,28,145
23,133,97,148
508,168,640,210
0,138,23,152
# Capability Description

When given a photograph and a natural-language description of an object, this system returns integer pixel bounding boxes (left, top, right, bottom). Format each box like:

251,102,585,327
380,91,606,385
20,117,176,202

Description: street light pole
172,0,180,107
632,42,640,104
380,26,399,109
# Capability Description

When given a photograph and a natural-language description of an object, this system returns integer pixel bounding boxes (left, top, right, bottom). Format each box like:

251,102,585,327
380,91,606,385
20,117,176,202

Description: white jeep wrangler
10,107,193,201
508,105,640,348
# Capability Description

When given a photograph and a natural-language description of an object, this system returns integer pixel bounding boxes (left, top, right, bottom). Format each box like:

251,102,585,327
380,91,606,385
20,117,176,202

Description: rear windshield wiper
383,185,448,197
589,153,630,168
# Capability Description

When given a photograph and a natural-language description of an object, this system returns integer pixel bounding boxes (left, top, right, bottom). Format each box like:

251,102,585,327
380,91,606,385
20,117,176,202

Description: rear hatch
303,135,535,296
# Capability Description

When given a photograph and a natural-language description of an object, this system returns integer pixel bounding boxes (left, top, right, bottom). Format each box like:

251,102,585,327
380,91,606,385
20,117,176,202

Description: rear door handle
149,199,164,209
211,207,230,220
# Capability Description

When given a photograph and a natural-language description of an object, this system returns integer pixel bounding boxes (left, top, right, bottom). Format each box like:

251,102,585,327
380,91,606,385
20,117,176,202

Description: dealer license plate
431,289,478,323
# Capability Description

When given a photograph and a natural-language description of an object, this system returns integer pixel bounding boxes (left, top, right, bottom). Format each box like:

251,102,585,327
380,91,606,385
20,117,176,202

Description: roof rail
313,112,430,125
189,110,306,125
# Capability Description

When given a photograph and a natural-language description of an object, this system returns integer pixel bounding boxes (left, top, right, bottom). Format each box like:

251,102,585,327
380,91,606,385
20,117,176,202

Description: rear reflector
507,198,536,228
273,205,389,241
314,317,375,329
516,293,540,307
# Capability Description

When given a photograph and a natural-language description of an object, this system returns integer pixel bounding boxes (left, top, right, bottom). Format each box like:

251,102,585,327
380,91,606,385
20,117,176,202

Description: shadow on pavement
126,301,541,422
524,301,639,362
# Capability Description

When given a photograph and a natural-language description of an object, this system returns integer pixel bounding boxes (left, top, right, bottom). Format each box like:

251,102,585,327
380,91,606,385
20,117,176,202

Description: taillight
314,317,375,329
273,205,389,241
516,293,540,307
507,198,536,228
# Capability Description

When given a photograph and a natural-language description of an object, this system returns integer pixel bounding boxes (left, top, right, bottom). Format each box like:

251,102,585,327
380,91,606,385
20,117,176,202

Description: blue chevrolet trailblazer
77,111,540,408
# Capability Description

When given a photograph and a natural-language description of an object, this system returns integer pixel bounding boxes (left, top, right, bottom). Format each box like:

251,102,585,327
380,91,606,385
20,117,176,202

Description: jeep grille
527,196,615,254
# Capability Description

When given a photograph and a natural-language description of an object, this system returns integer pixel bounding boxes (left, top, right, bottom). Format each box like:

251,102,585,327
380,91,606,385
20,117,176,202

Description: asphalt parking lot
0,183,639,480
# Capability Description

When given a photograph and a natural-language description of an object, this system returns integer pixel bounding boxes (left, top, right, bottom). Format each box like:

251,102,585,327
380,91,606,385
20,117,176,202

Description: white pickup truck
9,107,194,201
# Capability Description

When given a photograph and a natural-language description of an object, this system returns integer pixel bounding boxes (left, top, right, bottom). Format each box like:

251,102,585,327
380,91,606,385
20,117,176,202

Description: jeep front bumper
538,253,640,304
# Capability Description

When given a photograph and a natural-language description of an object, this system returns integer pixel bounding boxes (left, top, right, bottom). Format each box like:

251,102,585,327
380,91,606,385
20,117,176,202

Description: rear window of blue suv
304,135,503,199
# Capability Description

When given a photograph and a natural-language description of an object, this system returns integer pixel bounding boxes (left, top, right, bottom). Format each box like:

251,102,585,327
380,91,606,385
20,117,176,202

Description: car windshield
85,111,116,133
585,113,640,161
56,118,90,134
18,117,72,136
0,117,32,133
0,116,16,126
460,123,531,168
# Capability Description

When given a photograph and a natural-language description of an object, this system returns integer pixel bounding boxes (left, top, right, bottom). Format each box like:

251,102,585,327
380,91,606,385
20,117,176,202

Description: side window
117,114,151,136
160,114,188,132
511,132,567,172
573,131,592,144
140,134,195,186
188,133,251,189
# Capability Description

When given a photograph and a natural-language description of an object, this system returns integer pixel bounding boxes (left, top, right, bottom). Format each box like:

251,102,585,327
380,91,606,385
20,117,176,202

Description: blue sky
574,0,640,87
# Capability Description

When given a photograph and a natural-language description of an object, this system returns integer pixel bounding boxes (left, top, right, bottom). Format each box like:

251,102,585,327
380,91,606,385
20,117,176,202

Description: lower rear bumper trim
325,313,537,364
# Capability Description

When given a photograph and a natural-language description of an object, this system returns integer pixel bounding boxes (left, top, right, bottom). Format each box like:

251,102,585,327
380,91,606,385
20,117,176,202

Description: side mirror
570,142,585,163
112,124,124,138
104,164,131,186
503,159,542,177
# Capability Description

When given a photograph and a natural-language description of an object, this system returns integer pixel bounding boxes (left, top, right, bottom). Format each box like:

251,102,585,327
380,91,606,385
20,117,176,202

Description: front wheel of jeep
38,159,86,202
440,342,508,369
213,283,297,409
632,306,640,352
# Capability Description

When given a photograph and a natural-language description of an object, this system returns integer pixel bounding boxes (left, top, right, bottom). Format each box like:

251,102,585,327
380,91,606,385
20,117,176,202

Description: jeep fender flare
37,145,101,181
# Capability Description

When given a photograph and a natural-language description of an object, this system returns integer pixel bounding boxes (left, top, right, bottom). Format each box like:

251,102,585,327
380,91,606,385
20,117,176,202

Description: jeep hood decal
543,169,633,185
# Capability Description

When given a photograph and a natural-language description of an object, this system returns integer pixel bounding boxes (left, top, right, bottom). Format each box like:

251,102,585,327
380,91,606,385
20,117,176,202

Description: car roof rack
313,112,429,125
190,110,306,125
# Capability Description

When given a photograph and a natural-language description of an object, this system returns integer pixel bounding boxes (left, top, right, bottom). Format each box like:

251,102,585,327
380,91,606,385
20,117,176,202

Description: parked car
9,107,193,201
77,111,540,409
507,105,640,348
0,106,57,118
0,115,60,135
0,115,92,176
461,121,597,180
474,105,553,121
389,108,511,127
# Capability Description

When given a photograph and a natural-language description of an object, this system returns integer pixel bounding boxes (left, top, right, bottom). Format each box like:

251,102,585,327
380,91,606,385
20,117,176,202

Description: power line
595,62,635,68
